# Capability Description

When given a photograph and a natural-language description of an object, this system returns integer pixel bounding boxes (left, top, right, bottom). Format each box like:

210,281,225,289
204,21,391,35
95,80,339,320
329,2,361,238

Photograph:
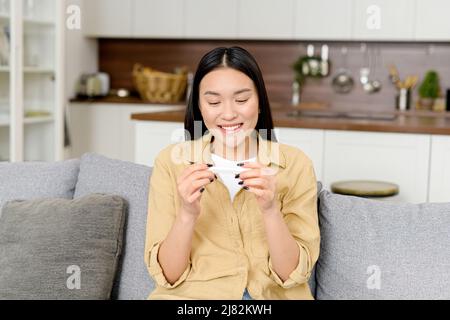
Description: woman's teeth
220,124,243,133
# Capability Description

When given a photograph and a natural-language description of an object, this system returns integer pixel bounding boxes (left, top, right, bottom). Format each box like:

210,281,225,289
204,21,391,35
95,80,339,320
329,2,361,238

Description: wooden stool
331,180,399,198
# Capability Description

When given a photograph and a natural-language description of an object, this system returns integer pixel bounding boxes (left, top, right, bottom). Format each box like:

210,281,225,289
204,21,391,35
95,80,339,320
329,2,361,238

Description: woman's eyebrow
204,91,221,96
204,88,252,96
234,88,252,95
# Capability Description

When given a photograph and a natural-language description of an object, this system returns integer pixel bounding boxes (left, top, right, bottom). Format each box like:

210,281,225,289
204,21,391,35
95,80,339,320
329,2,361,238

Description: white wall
64,0,98,158
65,0,98,99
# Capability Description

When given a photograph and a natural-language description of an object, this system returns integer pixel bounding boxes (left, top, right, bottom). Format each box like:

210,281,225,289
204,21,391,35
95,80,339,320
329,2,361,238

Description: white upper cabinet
133,0,184,38
352,0,415,40
294,0,353,40
185,0,238,39
415,0,450,41
238,0,295,39
83,0,133,37
82,0,449,42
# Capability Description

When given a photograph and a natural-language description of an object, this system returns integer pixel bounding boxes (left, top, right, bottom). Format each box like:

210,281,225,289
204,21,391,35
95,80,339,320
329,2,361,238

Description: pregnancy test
208,166,249,174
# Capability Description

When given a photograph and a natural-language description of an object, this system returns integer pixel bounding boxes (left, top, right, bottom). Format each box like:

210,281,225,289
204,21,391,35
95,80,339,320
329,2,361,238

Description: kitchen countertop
130,107,450,135
70,95,186,106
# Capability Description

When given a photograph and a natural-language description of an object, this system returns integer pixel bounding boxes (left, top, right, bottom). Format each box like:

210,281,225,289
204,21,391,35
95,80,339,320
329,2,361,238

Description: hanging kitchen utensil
370,47,382,93
332,46,354,94
360,45,382,94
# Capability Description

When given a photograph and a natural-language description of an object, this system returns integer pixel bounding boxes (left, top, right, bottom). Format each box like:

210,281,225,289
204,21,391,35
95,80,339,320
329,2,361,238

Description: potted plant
418,70,441,110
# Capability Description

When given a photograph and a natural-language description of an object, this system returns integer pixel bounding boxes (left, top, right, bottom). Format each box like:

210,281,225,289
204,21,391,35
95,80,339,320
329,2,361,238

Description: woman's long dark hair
184,46,277,142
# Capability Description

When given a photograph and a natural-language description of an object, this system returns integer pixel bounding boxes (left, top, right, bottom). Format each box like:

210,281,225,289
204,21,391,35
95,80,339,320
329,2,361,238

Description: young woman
145,47,320,300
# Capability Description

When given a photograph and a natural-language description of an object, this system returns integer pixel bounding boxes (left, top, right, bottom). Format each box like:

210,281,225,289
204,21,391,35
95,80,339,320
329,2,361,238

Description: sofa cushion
0,194,126,300
307,181,322,298
74,153,153,300
316,190,450,300
0,159,80,216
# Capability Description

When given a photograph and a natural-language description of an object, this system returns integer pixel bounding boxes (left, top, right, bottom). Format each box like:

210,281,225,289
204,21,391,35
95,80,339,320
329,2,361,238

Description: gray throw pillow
74,153,153,300
316,190,450,300
0,159,80,216
0,194,127,300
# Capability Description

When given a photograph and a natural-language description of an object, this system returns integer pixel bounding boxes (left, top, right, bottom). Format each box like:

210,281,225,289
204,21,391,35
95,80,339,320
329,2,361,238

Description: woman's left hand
238,162,278,213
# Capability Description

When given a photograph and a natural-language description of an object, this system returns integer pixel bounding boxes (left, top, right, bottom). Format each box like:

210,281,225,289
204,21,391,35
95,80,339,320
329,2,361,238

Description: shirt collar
183,131,286,169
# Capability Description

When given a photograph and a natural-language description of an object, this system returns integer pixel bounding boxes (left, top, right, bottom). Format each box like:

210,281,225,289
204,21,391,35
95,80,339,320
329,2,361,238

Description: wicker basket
132,64,188,103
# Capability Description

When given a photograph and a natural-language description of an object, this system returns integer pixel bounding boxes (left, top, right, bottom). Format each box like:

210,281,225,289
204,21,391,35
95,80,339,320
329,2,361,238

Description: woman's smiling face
199,67,259,149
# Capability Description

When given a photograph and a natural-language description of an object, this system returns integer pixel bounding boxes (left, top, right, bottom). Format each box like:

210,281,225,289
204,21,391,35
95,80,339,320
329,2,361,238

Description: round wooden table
331,180,399,198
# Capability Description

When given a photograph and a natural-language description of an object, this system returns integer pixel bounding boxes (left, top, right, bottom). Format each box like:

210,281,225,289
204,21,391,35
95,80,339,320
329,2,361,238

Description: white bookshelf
0,0,64,162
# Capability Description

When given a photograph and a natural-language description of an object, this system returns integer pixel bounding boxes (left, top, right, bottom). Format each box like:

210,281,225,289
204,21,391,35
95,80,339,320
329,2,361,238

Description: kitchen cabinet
323,130,430,203
83,0,133,37
415,0,450,41
294,0,353,40
134,120,184,166
238,0,295,40
429,135,450,203
275,127,324,181
133,0,184,38
68,103,182,162
352,0,415,41
81,0,450,42
0,0,65,162
185,0,238,39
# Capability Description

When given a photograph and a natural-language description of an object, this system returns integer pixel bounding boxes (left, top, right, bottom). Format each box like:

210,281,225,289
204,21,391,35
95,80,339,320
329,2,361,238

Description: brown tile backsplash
99,39,450,112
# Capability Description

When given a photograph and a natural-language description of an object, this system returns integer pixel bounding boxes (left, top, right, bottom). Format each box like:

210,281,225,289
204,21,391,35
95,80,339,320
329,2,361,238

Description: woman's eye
236,99,249,104
208,102,220,106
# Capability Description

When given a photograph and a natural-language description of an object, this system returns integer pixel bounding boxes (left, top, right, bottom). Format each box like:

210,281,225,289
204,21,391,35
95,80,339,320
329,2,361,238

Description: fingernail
243,186,249,191
238,181,244,185
200,188,205,193
237,163,245,167
235,174,240,179
207,164,213,167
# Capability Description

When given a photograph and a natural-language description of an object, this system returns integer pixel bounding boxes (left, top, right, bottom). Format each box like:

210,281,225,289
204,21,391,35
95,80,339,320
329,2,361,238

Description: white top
211,153,257,201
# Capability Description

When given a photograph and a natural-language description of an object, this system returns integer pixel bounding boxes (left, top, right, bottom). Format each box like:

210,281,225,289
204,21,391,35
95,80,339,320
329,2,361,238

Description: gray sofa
1,153,449,300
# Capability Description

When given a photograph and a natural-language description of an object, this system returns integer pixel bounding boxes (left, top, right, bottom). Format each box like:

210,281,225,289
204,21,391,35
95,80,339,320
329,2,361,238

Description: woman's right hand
177,163,216,219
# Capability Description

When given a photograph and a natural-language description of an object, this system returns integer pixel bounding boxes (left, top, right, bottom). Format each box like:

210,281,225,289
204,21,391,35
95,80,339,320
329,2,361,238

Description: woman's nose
221,101,237,119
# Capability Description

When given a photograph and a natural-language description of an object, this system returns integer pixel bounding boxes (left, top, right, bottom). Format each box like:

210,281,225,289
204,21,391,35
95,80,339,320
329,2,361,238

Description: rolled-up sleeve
147,242,191,289
269,157,320,289
144,150,190,289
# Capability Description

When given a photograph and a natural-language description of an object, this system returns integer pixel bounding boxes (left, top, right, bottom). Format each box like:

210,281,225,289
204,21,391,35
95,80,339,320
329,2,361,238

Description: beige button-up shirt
145,132,320,300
